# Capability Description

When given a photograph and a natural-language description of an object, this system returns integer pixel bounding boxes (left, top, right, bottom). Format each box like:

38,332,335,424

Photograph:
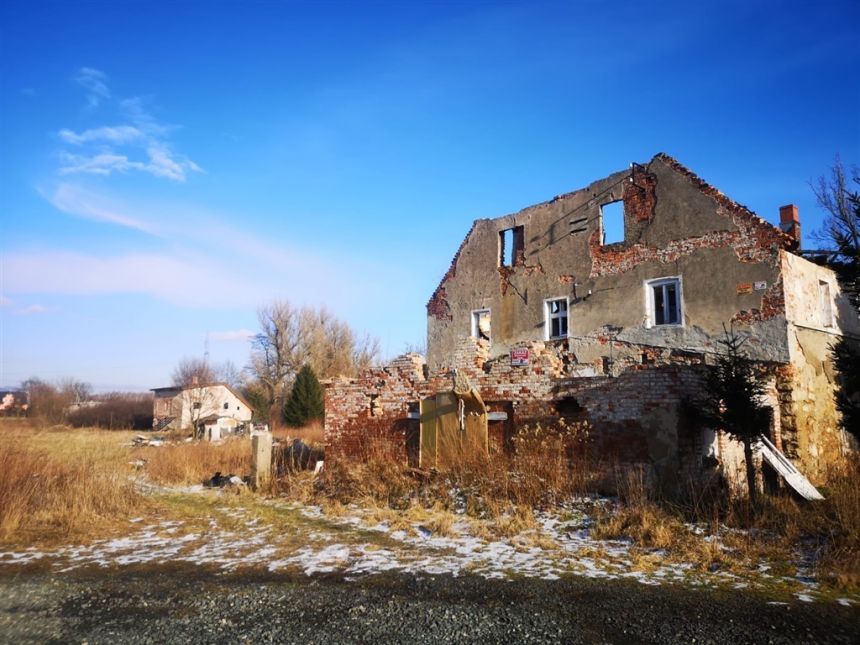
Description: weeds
0,426,146,544
308,422,592,538
140,437,251,485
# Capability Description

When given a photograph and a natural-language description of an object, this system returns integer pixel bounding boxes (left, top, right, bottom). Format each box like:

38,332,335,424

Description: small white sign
754,281,767,291
510,348,529,366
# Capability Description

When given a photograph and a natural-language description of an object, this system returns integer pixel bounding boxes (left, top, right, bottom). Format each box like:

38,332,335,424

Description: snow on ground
0,491,854,605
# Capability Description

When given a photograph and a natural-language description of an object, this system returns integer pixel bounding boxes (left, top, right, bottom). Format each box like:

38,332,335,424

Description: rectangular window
471,309,491,342
647,277,682,326
499,226,524,267
223,402,229,410
192,402,201,409
601,201,624,244
819,280,833,327
544,298,569,340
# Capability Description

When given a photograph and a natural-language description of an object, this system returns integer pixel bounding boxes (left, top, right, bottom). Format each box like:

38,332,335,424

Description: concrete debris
132,434,166,447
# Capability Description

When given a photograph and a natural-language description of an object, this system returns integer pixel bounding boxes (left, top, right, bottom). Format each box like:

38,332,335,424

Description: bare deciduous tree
21,377,92,425
58,378,92,405
213,360,244,391
170,357,219,437
812,156,860,263
248,299,381,422
250,300,300,420
171,357,215,388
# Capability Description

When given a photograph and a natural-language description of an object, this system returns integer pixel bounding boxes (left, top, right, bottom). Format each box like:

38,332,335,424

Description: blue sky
1,0,858,391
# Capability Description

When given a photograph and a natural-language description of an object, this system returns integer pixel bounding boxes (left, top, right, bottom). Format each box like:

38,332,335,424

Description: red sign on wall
511,348,530,366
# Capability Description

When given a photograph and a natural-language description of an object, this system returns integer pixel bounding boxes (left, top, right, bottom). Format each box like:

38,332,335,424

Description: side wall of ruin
779,252,860,480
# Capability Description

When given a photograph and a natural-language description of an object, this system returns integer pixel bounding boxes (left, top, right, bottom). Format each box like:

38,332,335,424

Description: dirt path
1,565,857,644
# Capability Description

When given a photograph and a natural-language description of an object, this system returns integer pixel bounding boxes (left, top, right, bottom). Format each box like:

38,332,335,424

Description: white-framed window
544,297,569,340
818,280,834,327
646,277,683,327
471,309,491,341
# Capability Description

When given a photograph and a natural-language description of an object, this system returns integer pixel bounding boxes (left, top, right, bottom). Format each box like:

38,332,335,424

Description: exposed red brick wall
623,164,657,222
427,221,479,321
325,342,712,484
731,281,786,325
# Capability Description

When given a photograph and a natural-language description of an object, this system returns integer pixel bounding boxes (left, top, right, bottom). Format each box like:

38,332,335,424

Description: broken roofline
426,152,797,312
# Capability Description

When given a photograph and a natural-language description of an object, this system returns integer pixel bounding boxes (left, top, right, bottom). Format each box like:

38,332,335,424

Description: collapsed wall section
325,340,716,492
324,353,431,461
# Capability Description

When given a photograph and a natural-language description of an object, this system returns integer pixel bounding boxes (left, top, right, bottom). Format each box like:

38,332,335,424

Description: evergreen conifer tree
699,325,771,504
283,365,324,427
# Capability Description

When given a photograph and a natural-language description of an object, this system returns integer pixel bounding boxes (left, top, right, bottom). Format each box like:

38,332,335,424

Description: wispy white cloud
41,183,160,234
73,67,110,108
59,125,144,146
15,304,49,316
210,329,256,342
58,147,200,182
120,97,171,137
58,76,201,182
2,251,266,308
31,181,396,314
143,143,202,181
0,296,12,306
59,151,141,177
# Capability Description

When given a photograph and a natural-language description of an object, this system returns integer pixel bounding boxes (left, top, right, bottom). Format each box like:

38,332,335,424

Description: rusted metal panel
420,389,488,469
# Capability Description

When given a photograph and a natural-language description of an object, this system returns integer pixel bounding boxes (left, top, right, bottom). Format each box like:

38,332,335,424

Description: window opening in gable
818,280,833,327
601,201,624,245
544,298,569,340
648,277,682,326
499,226,524,267
472,309,491,342
223,402,229,410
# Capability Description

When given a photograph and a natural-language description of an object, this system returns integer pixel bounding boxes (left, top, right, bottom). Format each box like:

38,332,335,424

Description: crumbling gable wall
427,153,794,372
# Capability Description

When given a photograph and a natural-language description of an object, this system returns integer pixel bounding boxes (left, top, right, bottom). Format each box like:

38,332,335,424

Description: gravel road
0,565,857,644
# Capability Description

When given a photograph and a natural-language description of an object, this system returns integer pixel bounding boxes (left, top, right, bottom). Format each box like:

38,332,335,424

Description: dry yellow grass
272,421,325,445
310,424,590,537
0,424,147,544
139,436,251,485
0,421,255,544
592,502,686,550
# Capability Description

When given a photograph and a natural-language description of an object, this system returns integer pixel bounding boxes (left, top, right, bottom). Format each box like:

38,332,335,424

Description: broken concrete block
251,431,273,491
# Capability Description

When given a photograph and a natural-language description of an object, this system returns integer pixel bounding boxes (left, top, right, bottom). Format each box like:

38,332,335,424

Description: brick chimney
779,204,801,249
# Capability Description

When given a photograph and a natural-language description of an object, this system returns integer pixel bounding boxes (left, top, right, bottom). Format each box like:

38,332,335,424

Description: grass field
0,418,857,595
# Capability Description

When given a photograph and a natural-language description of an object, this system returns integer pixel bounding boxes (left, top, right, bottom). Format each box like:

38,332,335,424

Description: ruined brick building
325,153,860,491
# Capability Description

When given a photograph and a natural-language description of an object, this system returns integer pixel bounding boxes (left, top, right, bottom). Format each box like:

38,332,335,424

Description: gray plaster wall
427,155,791,370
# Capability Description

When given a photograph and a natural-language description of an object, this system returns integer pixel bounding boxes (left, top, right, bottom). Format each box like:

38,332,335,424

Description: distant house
151,383,253,433
0,390,28,416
